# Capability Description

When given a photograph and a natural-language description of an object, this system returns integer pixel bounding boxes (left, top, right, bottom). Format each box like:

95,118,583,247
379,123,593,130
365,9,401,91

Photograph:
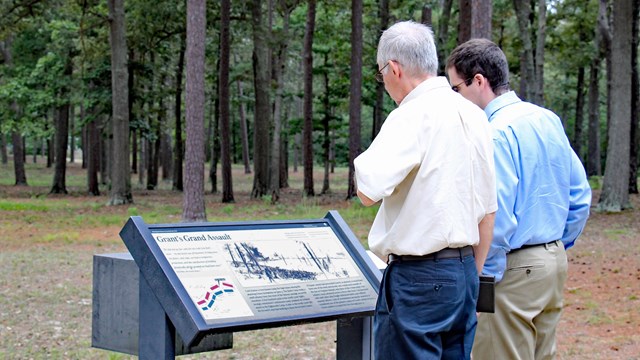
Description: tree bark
321,51,331,195
69,105,75,163
302,0,317,197
50,103,69,194
218,0,234,203
2,36,27,184
87,116,101,196
161,130,173,181
533,0,546,105
147,67,163,191
107,0,132,205
436,0,453,76
173,35,186,191
571,67,585,161
458,0,492,43
100,134,108,185
209,95,220,194
12,132,27,185
598,0,633,212
587,60,602,177
251,0,271,198
373,0,389,140
629,0,639,194
183,0,207,222
0,133,8,164
236,79,251,174
138,132,146,185
129,50,137,175
347,0,363,199
513,0,535,102
268,1,296,202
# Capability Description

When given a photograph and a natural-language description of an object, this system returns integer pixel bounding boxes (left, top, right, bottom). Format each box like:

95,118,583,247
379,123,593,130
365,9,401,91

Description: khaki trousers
472,241,568,360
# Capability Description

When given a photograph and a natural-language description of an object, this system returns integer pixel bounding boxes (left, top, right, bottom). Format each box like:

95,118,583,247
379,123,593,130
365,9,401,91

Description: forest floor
0,161,638,359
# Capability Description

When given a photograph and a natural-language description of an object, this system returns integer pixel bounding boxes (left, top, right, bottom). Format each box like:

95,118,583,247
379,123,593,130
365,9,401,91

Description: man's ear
389,60,401,77
474,73,489,89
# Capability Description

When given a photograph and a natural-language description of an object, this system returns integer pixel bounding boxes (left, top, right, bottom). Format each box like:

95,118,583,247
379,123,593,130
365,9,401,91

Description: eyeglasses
375,62,390,83
451,78,472,92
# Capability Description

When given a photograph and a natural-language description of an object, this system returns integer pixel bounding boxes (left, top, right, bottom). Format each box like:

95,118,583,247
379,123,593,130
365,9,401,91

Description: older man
354,21,497,359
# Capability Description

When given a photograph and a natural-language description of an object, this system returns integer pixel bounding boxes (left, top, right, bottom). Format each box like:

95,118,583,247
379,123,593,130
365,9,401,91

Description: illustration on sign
225,240,358,287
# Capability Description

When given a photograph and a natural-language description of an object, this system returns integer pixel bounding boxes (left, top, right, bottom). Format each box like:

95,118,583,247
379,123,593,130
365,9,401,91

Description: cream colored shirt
354,77,497,259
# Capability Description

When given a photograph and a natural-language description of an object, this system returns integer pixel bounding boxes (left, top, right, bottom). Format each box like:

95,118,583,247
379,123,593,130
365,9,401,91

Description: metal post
336,316,374,360
139,272,176,360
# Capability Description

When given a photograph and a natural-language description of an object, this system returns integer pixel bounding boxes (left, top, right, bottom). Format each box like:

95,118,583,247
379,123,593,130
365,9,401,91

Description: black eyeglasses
451,78,472,92
375,62,390,83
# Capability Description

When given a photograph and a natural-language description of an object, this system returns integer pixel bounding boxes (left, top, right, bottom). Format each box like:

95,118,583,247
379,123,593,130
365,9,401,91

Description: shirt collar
484,91,522,121
400,76,451,106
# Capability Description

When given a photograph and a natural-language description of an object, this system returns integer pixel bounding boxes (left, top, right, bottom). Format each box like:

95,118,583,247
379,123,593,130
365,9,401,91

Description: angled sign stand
119,210,381,351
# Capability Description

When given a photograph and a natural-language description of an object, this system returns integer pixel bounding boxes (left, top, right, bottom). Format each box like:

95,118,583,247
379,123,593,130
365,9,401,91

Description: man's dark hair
446,38,510,95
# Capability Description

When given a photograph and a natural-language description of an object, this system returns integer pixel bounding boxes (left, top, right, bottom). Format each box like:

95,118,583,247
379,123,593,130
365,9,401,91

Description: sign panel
120,211,381,345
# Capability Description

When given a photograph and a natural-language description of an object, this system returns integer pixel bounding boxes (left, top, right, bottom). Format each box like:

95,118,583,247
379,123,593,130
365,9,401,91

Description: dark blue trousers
374,254,478,360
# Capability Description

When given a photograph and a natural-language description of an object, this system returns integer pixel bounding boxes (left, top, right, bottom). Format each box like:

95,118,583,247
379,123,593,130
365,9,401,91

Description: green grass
604,228,630,241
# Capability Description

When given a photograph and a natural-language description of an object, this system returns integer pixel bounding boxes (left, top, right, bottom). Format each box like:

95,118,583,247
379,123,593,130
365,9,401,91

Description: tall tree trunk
183,0,207,222
629,0,639,194
513,0,535,102
147,135,160,190
138,135,146,185
88,115,101,196
173,35,186,191
587,60,602,176
587,1,607,177
147,64,162,191
130,52,137,175
209,95,220,194
458,0,492,43
51,103,70,194
251,0,271,198
598,0,633,212
219,0,234,203
2,36,27,184
347,0,363,199
571,67,585,161
81,103,87,169
321,52,331,195
373,0,389,139
236,79,251,174
533,0,546,106
280,111,289,188
46,129,53,168
12,132,27,185
0,133,8,164
302,0,317,197
269,2,295,202
161,130,173,181
107,0,132,205
422,5,431,25
100,133,108,185
602,0,613,147
69,105,75,163
437,0,454,76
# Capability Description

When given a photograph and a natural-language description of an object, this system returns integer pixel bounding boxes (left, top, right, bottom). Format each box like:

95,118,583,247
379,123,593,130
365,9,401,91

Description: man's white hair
376,21,438,78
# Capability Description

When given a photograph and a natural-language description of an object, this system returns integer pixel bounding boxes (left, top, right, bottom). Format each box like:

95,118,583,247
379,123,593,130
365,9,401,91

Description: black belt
388,246,474,264
511,240,559,253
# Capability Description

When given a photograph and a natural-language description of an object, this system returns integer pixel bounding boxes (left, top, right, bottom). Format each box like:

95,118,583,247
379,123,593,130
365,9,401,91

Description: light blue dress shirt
483,91,592,282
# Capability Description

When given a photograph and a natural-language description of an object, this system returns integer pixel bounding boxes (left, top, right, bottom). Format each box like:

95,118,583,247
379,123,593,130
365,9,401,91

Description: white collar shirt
354,77,497,259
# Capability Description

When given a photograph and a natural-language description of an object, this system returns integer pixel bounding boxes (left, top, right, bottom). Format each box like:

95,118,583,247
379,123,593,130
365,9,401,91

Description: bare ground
0,168,638,359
